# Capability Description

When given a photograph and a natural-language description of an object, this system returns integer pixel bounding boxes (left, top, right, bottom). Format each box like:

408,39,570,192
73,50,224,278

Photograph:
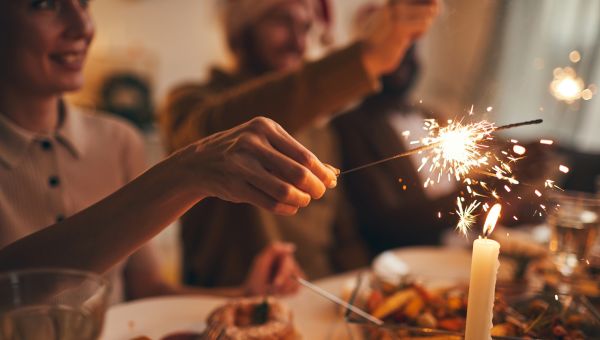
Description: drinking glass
0,269,111,340
547,192,600,282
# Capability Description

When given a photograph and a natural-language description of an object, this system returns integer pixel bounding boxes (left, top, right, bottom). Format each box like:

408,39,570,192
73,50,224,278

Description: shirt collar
0,102,85,169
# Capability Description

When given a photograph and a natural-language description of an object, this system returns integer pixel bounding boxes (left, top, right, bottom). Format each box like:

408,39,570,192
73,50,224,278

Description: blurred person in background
0,0,338,302
161,0,439,287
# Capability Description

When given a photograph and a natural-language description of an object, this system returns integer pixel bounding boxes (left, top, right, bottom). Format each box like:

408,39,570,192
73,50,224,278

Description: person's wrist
156,149,208,205
360,43,382,80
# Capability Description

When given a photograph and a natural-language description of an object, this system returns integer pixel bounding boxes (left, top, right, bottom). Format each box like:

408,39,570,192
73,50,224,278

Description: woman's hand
243,242,304,296
170,116,338,215
360,0,439,77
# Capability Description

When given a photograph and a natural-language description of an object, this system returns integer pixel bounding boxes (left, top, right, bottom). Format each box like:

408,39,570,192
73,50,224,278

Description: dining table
99,269,363,340
104,234,600,340
99,246,477,340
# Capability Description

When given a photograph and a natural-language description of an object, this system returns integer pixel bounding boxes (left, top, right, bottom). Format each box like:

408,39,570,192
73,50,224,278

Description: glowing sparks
456,198,481,237
544,179,562,190
483,204,502,237
512,145,526,155
419,119,495,184
559,165,570,173
540,139,554,145
379,115,563,237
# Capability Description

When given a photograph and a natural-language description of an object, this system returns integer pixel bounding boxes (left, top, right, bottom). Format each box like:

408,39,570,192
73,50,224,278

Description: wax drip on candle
482,204,502,238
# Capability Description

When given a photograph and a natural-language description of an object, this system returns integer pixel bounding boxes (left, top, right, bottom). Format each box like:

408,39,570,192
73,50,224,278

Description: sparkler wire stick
340,142,441,175
339,119,543,176
295,276,384,325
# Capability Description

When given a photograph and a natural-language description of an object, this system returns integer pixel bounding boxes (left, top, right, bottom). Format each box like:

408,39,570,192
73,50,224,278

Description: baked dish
204,297,297,339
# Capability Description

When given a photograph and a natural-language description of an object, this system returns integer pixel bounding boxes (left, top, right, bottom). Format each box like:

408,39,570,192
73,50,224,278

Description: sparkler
338,116,550,235
339,119,542,176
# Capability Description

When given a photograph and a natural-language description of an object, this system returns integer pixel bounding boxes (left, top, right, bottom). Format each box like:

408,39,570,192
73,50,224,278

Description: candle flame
483,204,502,237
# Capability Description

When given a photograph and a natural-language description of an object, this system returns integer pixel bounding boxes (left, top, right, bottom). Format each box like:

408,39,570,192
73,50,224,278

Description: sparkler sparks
456,198,481,237
512,145,526,155
418,119,495,183
337,115,557,234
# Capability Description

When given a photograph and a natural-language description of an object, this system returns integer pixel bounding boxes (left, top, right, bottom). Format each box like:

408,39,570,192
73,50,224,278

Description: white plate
373,246,472,286
99,295,225,340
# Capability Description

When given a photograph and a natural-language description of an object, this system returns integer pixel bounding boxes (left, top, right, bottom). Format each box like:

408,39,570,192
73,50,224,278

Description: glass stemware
0,269,110,340
547,192,600,292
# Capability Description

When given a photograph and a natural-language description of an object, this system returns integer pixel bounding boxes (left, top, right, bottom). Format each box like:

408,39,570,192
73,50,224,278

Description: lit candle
465,203,502,340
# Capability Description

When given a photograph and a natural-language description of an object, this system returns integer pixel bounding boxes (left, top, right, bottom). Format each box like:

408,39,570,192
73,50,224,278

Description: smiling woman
0,0,94,99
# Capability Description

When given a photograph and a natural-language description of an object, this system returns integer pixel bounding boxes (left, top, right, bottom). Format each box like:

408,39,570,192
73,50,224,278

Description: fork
202,323,225,340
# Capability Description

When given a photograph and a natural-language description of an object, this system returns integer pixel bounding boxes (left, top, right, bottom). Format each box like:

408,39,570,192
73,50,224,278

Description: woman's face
0,0,95,96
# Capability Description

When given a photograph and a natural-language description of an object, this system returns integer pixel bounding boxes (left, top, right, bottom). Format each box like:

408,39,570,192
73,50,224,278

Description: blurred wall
81,0,228,106
412,0,499,116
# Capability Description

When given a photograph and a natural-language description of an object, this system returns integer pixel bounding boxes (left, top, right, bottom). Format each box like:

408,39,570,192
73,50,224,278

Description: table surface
100,270,363,340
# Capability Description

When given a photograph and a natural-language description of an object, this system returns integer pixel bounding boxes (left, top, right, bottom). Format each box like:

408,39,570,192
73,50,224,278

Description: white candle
465,204,502,340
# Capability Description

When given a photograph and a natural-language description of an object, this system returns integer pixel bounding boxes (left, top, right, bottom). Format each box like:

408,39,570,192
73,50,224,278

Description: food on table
130,333,203,340
355,280,600,339
204,296,297,339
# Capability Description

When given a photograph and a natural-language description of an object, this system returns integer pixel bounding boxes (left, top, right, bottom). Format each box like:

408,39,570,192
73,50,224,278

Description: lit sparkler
339,119,542,176
338,116,549,234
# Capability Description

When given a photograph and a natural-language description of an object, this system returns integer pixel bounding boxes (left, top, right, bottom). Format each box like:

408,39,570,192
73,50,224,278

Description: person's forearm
0,160,200,274
168,43,378,150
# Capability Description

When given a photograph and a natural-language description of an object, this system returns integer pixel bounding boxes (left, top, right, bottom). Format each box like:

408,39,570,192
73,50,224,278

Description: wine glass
0,269,111,340
547,191,600,291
